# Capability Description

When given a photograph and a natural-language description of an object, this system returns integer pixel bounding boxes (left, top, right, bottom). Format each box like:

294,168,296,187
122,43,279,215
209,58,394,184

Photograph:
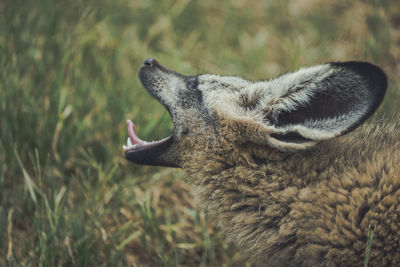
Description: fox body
124,58,400,266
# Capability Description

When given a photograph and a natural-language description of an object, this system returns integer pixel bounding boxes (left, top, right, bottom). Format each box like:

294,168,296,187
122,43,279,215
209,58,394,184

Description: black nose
144,58,155,67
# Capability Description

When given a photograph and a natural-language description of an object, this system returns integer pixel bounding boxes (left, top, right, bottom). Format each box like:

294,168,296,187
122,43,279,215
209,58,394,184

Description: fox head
123,58,387,167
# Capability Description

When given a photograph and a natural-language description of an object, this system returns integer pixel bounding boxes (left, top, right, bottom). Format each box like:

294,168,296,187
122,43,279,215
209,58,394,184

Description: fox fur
125,59,400,266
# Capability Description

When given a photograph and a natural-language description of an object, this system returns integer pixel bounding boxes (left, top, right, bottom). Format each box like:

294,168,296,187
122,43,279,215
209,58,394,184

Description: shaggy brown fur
180,118,400,266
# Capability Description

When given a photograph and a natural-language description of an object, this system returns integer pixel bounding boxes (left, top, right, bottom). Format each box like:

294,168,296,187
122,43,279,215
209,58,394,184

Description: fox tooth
127,137,133,147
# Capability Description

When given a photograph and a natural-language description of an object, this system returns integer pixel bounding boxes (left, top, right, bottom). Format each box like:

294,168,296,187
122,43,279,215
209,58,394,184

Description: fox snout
138,58,191,107
138,58,165,94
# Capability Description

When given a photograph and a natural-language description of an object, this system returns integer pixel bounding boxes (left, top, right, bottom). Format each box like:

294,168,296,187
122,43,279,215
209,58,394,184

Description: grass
364,224,377,267
0,0,399,266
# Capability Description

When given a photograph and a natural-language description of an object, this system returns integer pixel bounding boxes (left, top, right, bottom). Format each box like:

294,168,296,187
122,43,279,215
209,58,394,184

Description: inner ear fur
264,61,387,146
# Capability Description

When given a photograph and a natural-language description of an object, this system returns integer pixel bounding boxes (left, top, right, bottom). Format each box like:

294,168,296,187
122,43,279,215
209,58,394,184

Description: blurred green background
1,0,399,266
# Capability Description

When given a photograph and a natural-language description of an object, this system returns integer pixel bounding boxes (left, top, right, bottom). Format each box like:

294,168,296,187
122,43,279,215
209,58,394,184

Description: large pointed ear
262,61,387,150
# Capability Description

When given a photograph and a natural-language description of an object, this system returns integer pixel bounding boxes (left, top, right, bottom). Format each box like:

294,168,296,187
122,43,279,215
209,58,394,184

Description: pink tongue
127,120,146,144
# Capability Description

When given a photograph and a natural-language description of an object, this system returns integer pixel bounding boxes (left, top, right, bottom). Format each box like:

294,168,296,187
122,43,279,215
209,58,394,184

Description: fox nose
144,58,157,67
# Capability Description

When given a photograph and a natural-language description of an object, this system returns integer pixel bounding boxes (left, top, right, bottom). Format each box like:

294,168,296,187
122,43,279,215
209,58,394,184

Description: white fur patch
197,63,370,149
199,64,335,126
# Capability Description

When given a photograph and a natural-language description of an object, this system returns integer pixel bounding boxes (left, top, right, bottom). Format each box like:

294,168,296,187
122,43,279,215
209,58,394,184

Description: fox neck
181,121,399,221
181,127,374,261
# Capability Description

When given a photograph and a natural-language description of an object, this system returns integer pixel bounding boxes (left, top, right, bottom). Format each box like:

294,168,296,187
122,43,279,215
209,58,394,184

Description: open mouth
123,119,172,153
123,58,180,167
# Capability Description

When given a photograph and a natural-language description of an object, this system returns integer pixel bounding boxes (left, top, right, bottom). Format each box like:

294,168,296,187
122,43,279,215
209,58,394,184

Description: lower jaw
124,135,177,167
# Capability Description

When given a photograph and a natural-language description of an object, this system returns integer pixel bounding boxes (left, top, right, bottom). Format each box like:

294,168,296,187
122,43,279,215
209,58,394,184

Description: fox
123,58,400,266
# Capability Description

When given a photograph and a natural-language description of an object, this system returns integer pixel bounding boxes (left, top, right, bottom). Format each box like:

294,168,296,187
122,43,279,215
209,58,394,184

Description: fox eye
187,78,198,90
182,128,189,136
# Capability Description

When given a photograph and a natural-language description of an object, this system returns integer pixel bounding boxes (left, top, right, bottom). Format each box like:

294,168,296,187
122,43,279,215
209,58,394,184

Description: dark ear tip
330,61,388,95
328,61,387,134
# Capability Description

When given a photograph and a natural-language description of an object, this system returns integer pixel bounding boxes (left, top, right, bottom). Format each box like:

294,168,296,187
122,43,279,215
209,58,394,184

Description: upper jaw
138,58,187,96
